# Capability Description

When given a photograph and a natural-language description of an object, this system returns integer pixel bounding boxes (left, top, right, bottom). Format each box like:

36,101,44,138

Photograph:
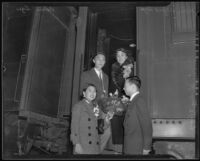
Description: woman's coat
70,99,100,154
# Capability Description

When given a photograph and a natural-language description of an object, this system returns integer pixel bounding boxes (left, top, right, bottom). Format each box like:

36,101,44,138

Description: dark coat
80,68,109,101
70,99,100,154
123,94,152,154
111,58,134,96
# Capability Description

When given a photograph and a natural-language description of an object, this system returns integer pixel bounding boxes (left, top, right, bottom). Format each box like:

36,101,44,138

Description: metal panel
137,4,196,119
172,2,196,33
152,119,195,139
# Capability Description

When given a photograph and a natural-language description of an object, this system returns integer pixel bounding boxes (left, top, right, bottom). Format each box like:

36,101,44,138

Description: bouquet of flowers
98,92,129,116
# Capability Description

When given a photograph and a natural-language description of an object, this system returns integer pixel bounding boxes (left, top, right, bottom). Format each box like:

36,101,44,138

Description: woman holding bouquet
110,48,134,153
70,83,113,154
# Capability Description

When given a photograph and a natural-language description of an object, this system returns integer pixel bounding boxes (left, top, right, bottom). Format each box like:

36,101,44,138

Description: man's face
116,51,127,65
83,86,96,102
93,54,106,70
124,80,137,96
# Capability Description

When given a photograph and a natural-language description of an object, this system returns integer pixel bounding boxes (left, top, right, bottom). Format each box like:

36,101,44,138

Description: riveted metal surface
152,119,195,139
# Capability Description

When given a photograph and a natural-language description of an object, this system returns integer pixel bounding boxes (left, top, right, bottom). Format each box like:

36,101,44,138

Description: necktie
99,71,105,94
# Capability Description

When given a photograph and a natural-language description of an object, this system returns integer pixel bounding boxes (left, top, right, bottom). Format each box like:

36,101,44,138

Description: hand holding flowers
93,103,100,117
97,92,128,117
105,111,114,123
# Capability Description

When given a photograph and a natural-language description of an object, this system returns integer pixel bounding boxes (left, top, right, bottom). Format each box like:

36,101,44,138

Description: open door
17,6,88,155
19,6,78,122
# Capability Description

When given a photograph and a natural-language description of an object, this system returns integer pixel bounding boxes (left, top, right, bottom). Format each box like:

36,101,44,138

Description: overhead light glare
129,43,136,47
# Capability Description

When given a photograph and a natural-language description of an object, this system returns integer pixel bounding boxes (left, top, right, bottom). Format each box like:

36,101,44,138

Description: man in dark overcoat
123,76,152,155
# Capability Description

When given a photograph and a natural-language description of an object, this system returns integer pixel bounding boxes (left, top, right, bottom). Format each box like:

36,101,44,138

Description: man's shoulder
136,94,145,101
134,94,147,108
82,68,94,76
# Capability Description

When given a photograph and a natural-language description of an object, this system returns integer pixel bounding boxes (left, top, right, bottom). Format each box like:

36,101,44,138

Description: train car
2,1,199,159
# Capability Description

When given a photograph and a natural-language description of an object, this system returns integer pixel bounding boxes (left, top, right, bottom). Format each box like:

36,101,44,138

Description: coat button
96,141,99,145
88,133,91,136
89,141,92,144
88,118,91,121
88,126,91,129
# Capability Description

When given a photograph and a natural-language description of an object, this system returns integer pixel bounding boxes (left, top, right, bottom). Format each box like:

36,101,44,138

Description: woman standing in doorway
112,48,134,96
110,48,134,153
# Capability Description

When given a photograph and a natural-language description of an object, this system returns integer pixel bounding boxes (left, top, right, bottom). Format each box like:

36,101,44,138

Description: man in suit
123,76,152,155
80,52,111,152
80,52,109,101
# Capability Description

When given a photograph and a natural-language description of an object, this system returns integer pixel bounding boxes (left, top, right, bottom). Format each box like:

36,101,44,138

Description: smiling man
80,52,108,101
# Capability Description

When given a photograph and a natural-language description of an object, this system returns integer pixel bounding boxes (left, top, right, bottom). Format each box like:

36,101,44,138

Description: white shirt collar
130,91,140,101
94,68,102,78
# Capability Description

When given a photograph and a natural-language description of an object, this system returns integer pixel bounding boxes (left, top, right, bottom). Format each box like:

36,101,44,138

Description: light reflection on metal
129,43,136,47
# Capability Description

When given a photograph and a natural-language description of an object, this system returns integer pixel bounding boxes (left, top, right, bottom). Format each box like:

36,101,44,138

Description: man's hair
126,76,141,89
93,51,106,59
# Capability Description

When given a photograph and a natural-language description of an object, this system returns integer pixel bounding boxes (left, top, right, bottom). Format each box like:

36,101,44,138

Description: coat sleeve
70,104,82,145
136,97,153,150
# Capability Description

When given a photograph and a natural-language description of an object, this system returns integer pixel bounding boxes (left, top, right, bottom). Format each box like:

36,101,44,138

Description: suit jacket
80,68,109,101
70,99,100,154
123,94,152,154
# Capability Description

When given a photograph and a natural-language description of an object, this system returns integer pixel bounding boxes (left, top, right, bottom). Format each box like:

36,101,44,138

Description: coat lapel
82,99,97,119
91,68,101,83
129,93,140,109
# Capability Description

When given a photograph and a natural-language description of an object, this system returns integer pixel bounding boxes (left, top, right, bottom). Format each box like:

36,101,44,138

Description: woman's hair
81,83,97,99
126,76,141,89
115,48,132,58
82,83,97,92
